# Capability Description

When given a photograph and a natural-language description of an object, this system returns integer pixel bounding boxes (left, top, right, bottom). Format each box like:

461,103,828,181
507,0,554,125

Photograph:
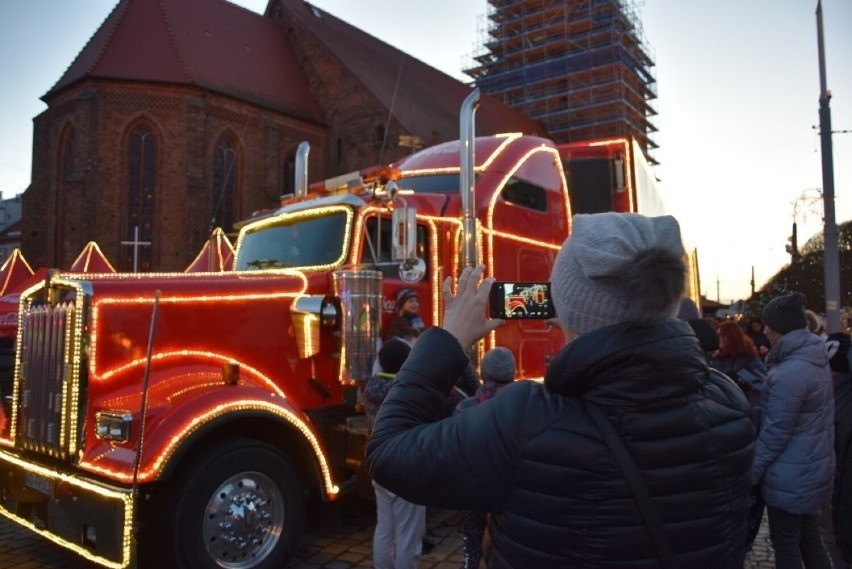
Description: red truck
0,91,689,569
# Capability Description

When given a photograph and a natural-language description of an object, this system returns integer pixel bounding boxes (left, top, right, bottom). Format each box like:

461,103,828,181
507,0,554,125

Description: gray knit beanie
550,212,686,336
762,292,807,335
481,347,516,383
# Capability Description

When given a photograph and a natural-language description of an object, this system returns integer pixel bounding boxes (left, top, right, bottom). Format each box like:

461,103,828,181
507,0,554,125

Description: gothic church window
283,151,295,198
125,122,157,272
374,125,385,149
55,124,75,266
212,135,239,232
62,128,75,181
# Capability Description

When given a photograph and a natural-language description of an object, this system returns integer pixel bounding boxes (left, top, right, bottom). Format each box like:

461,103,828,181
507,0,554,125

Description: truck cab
0,91,572,569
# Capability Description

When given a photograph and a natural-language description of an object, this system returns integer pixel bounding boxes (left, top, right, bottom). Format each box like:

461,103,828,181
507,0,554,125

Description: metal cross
120,226,152,273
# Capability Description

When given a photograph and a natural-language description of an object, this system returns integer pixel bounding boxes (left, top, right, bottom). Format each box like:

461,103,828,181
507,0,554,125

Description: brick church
22,0,542,272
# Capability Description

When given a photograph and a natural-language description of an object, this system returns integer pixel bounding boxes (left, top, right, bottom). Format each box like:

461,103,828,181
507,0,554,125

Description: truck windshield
235,209,350,270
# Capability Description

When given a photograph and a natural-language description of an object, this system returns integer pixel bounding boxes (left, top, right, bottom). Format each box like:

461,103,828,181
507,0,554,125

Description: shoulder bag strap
584,401,677,569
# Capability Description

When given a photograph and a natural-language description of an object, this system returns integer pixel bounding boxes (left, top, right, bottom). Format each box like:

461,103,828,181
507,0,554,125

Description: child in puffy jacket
453,347,516,569
364,338,425,569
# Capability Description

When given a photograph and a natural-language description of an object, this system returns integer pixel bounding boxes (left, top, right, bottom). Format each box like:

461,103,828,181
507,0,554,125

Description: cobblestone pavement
0,496,776,568
744,514,775,569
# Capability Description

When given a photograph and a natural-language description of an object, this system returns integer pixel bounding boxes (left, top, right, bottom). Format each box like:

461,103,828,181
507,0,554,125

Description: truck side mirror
391,207,417,262
613,155,625,193
391,206,425,283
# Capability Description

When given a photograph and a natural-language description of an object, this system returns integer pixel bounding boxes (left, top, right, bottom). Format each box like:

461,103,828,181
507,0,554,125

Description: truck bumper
0,448,134,569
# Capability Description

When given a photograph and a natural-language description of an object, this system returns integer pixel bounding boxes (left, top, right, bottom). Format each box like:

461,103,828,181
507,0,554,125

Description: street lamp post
788,190,822,263
816,1,841,332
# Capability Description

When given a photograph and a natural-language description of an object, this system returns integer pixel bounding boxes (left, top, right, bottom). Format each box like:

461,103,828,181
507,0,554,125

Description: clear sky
1,0,850,305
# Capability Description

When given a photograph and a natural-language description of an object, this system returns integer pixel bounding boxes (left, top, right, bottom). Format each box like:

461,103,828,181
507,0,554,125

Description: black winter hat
762,292,808,335
378,338,411,374
395,288,419,313
826,332,852,373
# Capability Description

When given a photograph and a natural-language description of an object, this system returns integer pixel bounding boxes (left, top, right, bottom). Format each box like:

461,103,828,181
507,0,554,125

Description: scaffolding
465,0,658,163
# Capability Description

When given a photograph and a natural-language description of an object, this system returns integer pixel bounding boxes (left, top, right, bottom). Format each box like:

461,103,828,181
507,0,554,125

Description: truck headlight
95,411,133,442
291,295,340,359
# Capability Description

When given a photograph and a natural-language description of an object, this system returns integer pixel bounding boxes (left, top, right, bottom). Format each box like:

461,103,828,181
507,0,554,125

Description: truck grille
14,285,87,460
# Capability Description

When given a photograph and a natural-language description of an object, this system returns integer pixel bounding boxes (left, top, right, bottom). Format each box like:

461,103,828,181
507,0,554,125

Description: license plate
24,471,55,497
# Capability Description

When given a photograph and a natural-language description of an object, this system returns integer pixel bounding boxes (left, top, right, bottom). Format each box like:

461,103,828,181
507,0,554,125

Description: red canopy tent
0,249,34,297
0,264,47,340
0,250,37,338
68,242,117,273
185,228,235,272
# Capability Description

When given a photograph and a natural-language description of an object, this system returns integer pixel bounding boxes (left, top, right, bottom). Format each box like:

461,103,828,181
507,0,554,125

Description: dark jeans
746,486,766,550
461,510,487,569
767,505,832,569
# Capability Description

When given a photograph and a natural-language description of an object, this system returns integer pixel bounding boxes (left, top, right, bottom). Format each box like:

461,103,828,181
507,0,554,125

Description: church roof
281,0,544,140
46,0,325,124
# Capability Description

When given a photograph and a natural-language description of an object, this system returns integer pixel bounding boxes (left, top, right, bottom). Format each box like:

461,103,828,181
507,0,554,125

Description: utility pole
786,221,800,263
716,272,720,305
816,1,841,332
750,265,755,298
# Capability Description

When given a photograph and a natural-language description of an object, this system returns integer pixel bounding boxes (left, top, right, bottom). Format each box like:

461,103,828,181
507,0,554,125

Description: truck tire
149,438,304,569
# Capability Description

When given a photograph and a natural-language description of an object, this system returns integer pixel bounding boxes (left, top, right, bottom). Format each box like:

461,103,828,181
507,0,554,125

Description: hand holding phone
489,282,555,320
441,266,503,349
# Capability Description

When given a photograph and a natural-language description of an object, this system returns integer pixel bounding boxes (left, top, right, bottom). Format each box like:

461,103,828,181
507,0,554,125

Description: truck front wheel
149,438,304,569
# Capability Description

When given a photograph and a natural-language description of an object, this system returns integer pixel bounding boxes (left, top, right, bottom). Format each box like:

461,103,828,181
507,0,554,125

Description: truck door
359,215,434,337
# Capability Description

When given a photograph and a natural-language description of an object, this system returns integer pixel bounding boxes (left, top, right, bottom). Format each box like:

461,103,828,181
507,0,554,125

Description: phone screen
489,282,556,320
736,368,761,384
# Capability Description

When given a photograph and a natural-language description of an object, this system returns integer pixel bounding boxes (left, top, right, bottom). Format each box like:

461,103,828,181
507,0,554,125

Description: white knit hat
550,212,686,336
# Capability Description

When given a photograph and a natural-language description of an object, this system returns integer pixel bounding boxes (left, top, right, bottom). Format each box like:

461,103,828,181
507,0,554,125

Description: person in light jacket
363,338,425,569
752,292,834,569
366,212,755,568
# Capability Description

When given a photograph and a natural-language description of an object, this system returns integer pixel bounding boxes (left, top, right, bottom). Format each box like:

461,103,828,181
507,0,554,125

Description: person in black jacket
824,332,852,568
453,346,516,569
677,297,719,363
366,212,755,568
745,316,772,357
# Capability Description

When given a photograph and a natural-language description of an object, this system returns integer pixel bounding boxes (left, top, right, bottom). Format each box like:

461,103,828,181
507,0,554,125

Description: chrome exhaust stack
295,141,310,199
459,89,480,268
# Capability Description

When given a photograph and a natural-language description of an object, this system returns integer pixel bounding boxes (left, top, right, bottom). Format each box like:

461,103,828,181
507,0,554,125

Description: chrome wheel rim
202,471,284,568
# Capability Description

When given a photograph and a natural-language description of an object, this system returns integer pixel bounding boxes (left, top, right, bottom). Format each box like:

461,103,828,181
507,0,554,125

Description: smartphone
736,368,762,384
489,281,556,320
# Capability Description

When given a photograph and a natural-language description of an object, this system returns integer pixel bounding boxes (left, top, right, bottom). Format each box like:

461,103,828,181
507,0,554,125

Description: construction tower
465,0,658,162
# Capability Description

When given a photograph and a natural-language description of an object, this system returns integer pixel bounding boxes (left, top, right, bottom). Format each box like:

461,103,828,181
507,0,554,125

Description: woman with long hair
713,320,768,382
713,319,768,553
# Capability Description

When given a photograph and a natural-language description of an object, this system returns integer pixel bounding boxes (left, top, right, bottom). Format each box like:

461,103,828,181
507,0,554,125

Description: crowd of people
361,211,847,568
686,294,848,568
